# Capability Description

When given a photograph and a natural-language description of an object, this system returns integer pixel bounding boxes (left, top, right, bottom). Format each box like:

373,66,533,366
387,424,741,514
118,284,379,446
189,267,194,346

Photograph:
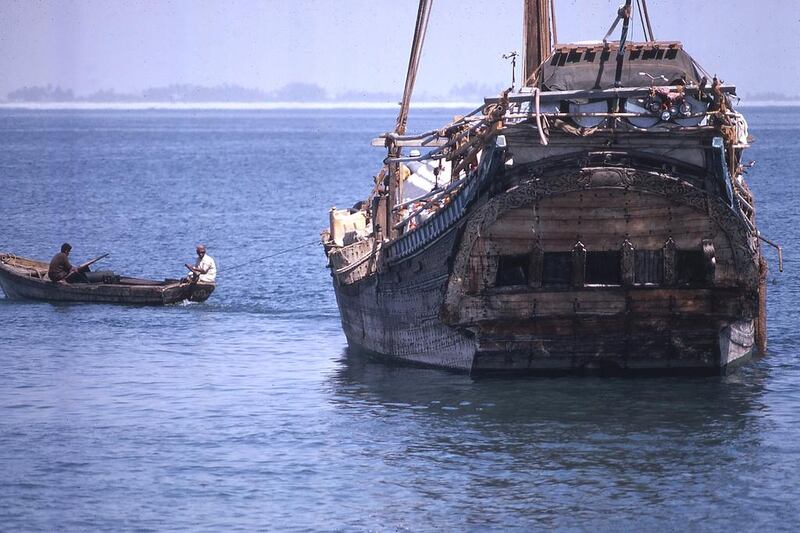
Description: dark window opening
585,251,621,285
676,250,706,285
542,252,572,287
635,250,663,285
495,255,529,287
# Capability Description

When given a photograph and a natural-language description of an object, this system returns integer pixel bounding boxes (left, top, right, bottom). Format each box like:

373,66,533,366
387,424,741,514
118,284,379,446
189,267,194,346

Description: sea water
0,108,798,530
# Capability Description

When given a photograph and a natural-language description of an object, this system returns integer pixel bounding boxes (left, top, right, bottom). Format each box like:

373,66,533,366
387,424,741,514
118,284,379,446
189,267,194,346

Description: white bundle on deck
401,159,452,204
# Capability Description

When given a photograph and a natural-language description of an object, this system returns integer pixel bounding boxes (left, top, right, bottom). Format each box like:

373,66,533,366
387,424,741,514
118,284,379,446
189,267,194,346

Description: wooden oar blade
79,253,110,270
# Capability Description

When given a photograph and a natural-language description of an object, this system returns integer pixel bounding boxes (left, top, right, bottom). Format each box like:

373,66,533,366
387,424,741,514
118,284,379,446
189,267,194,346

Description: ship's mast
523,0,556,85
384,0,433,240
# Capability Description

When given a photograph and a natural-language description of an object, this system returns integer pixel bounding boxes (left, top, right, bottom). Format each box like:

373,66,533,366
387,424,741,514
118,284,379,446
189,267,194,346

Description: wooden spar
484,84,737,105
79,252,110,271
640,0,655,41
611,0,633,114
614,1,633,90
394,0,433,137
386,0,434,240
522,0,553,85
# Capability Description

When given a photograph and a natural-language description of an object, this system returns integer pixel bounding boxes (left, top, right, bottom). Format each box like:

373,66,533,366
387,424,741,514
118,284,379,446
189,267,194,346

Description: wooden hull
331,228,755,376
332,229,476,371
344,324,755,376
324,39,765,376
326,135,760,376
0,254,214,305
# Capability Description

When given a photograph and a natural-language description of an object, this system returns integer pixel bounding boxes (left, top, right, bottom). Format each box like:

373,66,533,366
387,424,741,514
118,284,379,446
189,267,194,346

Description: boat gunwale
0,252,215,304
0,253,181,289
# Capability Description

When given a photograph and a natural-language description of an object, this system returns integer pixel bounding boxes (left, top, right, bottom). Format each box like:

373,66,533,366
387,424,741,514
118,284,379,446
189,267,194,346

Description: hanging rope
533,87,548,145
223,240,320,273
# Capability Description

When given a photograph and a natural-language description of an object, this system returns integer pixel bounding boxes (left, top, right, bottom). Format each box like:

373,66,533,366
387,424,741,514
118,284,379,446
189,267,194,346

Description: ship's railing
384,172,477,263
371,103,486,150
483,84,737,105
384,140,503,263
393,175,466,221
374,82,750,262
374,108,733,152
373,83,738,154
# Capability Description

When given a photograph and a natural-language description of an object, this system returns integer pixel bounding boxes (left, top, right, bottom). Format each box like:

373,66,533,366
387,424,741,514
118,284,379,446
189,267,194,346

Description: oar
183,260,205,284
78,253,110,271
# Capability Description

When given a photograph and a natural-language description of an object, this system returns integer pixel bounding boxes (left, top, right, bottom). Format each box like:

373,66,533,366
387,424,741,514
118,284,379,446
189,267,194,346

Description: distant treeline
11,82,785,104
3,82,506,103
743,92,800,102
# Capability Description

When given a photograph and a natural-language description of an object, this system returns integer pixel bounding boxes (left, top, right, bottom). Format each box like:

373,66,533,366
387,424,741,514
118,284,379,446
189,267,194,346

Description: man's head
61,243,72,254
196,245,206,257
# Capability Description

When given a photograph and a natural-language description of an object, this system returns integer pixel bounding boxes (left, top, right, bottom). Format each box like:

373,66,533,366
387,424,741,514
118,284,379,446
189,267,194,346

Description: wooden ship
0,253,214,305
322,0,780,375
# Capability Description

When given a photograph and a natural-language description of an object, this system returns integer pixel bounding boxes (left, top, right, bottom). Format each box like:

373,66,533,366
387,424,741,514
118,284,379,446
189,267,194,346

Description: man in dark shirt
48,243,88,283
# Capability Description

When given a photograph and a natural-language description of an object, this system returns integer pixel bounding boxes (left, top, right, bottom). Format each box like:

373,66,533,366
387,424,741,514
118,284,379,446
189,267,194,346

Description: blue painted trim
711,136,735,208
385,140,503,264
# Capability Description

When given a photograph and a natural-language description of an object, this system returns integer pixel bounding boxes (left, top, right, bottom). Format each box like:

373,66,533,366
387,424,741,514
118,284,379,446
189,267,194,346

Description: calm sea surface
0,107,798,531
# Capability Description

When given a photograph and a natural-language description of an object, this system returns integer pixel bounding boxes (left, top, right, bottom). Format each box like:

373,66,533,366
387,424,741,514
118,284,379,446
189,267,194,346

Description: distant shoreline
0,101,477,111
0,100,796,111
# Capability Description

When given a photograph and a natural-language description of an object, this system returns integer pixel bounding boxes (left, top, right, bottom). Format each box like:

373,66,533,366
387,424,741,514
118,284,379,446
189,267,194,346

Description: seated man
48,243,89,283
185,244,217,284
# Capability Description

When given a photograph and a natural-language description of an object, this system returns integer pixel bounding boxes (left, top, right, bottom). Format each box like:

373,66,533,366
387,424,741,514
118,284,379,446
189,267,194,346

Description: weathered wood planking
325,97,760,375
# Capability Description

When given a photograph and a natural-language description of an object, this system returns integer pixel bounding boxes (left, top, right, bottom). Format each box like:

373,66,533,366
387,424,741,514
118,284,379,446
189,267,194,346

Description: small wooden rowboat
0,253,214,305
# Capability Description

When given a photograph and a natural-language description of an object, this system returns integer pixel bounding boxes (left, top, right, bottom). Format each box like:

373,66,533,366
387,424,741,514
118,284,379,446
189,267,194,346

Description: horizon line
0,101,479,111
0,100,796,111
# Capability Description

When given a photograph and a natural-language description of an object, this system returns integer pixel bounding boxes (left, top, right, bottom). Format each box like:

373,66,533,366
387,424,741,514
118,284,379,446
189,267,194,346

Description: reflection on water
332,348,769,431
328,349,775,528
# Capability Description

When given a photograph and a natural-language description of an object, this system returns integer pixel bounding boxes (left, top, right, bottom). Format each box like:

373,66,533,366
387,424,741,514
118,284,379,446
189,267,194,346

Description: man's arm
196,257,211,274
63,256,79,274
185,258,210,274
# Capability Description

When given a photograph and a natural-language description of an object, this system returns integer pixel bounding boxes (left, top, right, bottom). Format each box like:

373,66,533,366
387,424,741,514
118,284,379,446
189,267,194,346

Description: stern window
542,252,572,287
586,251,621,285
495,255,529,287
676,250,706,285
635,250,663,285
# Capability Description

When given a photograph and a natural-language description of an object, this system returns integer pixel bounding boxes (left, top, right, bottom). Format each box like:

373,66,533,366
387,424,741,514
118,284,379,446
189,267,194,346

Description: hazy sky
0,0,797,97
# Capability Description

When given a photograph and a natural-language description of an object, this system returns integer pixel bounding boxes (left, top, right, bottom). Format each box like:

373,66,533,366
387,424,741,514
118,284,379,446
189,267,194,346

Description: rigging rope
223,240,320,273
640,0,655,41
635,0,647,41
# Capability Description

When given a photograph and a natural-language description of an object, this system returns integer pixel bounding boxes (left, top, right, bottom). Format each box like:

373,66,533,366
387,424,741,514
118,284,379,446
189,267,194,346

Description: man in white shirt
185,244,217,283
